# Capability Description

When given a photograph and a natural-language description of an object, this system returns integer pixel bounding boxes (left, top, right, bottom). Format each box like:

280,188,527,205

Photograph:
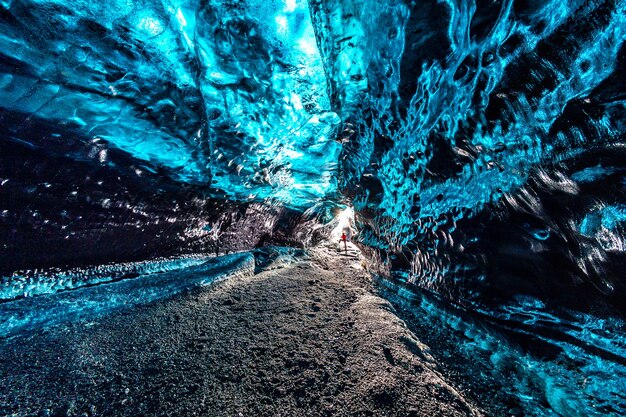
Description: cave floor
0,244,484,417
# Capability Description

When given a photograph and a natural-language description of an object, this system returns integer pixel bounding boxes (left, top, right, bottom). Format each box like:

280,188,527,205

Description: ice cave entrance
331,207,358,254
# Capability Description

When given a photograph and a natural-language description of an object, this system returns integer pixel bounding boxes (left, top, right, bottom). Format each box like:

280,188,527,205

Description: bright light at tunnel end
331,206,355,241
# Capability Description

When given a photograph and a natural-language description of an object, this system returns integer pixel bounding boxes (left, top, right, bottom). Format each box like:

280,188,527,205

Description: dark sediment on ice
0,245,485,417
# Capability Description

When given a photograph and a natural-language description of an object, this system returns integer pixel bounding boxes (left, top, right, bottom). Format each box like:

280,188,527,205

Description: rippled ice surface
381,276,626,417
1,254,215,301
0,1,625,415
0,252,255,338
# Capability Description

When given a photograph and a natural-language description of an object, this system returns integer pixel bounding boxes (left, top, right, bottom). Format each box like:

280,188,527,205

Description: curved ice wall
321,0,626,314
313,2,626,413
1,0,626,414
0,0,341,273
0,0,624,318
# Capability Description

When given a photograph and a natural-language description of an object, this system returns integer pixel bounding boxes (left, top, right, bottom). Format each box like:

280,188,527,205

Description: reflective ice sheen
1,1,626,416
0,0,341,207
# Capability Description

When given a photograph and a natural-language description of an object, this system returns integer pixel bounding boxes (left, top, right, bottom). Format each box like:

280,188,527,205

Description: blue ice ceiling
2,0,626,414
1,0,625,300
0,0,341,208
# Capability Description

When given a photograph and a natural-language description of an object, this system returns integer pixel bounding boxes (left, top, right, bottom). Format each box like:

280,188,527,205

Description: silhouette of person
340,232,347,254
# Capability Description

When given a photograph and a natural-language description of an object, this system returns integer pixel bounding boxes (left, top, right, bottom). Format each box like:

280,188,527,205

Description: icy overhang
0,0,342,209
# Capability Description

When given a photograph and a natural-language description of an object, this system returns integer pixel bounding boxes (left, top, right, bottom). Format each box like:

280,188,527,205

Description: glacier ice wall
319,0,626,313
0,0,343,207
310,1,626,414
1,0,624,306
1,0,626,414
0,0,343,272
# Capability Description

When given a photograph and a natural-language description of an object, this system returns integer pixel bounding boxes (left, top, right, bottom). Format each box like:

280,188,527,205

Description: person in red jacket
340,232,347,254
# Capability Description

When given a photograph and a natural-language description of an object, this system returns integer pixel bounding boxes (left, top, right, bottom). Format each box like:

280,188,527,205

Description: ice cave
1,0,625,415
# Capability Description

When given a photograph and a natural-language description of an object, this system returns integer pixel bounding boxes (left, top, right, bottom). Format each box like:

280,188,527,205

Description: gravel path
0,245,484,417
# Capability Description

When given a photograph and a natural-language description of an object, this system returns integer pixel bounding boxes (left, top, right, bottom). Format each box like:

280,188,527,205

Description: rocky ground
0,244,485,417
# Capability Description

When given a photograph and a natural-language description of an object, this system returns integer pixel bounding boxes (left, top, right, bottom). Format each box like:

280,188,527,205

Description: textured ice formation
4,0,622,306
1,1,626,416
379,276,626,417
0,0,341,207
308,1,626,415
1,254,213,300
0,252,256,337
330,0,626,314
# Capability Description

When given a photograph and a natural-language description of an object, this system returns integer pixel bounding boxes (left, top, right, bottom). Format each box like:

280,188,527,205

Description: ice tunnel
1,0,626,416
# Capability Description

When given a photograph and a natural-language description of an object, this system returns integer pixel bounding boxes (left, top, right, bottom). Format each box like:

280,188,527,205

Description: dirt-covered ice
0,244,484,416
